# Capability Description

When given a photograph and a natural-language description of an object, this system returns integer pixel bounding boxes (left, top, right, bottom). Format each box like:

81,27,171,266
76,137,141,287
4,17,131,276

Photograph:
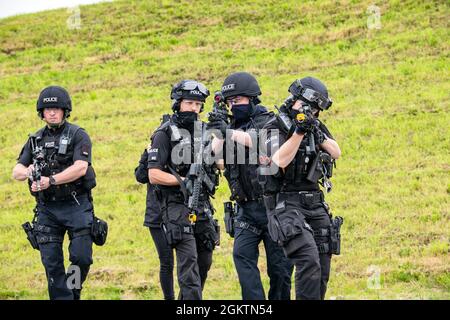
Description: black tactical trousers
149,225,213,300
35,194,93,300
175,234,202,300
160,200,203,300
149,227,175,300
193,220,214,291
270,198,331,300
233,199,292,300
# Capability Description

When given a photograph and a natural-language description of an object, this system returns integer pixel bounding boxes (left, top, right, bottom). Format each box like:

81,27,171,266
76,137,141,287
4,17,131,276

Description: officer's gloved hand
206,119,227,138
294,113,315,134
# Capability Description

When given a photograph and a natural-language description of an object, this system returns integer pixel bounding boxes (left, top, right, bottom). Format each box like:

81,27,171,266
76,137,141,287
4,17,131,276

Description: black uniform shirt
147,130,171,172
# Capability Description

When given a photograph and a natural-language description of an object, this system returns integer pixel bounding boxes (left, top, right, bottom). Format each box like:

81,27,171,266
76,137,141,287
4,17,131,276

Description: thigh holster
34,224,64,245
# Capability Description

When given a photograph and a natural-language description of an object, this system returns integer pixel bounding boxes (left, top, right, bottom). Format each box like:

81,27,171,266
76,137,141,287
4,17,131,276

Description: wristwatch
49,176,56,186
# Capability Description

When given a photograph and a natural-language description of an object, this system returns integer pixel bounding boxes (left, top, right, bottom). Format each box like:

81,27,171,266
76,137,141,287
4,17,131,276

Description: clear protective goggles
289,80,332,110
180,80,210,97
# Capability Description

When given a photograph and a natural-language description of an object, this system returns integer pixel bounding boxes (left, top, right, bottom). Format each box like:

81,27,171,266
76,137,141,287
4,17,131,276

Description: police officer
147,80,219,300
135,134,175,300
12,86,97,300
207,72,292,300
261,77,342,300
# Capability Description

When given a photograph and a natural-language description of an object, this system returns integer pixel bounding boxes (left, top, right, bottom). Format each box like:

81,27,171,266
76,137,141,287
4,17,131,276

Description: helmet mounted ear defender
288,77,332,111
221,72,262,114
36,86,72,119
170,80,210,112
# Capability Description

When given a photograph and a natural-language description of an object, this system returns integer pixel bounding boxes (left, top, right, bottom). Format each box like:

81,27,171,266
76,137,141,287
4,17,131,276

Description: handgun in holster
223,201,236,238
22,222,39,250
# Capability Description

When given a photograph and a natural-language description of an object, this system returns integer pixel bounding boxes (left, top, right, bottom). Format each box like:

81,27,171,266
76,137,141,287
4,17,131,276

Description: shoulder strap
30,127,46,140
64,122,82,139
151,120,172,140
167,164,188,201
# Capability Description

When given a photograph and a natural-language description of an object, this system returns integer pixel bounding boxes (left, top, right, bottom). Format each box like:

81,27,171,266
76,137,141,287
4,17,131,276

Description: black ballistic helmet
170,79,210,112
288,77,332,111
221,72,262,104
36,86,72,113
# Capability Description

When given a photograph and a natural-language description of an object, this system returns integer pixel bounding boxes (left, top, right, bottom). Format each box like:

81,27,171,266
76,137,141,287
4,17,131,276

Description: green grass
0,0,449,299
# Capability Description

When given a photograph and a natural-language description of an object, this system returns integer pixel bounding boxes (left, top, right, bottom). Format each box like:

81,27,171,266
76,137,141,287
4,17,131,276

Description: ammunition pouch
322,152,334,178
306,151,333,183
306,154,322,183
91,215,108,246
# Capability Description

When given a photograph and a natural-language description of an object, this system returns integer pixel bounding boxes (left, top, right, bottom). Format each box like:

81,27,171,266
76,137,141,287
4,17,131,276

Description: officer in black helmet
260,76,342,300
147,80,220,300
207,72,292,300
12,86,98,300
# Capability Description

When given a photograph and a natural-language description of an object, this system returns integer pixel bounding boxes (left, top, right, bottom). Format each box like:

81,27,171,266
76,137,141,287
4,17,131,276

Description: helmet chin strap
249,96,260,116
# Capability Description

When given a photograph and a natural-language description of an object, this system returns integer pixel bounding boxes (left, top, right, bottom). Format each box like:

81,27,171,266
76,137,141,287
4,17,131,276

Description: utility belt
262,191,324,213
40,186,87,202
277,190,324,207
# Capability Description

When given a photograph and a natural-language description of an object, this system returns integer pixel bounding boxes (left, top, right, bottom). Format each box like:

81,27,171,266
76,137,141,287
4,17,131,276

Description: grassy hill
0,0,448,299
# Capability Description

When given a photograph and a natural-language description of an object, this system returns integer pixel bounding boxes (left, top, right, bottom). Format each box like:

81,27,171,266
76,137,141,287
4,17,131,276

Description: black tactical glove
206,119,228,138
294,113,315,134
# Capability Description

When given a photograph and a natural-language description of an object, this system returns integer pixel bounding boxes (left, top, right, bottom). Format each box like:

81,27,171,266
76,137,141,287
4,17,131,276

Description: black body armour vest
224,110,275,202
29,123,96,201
276,116,320,192
152,117,219,201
